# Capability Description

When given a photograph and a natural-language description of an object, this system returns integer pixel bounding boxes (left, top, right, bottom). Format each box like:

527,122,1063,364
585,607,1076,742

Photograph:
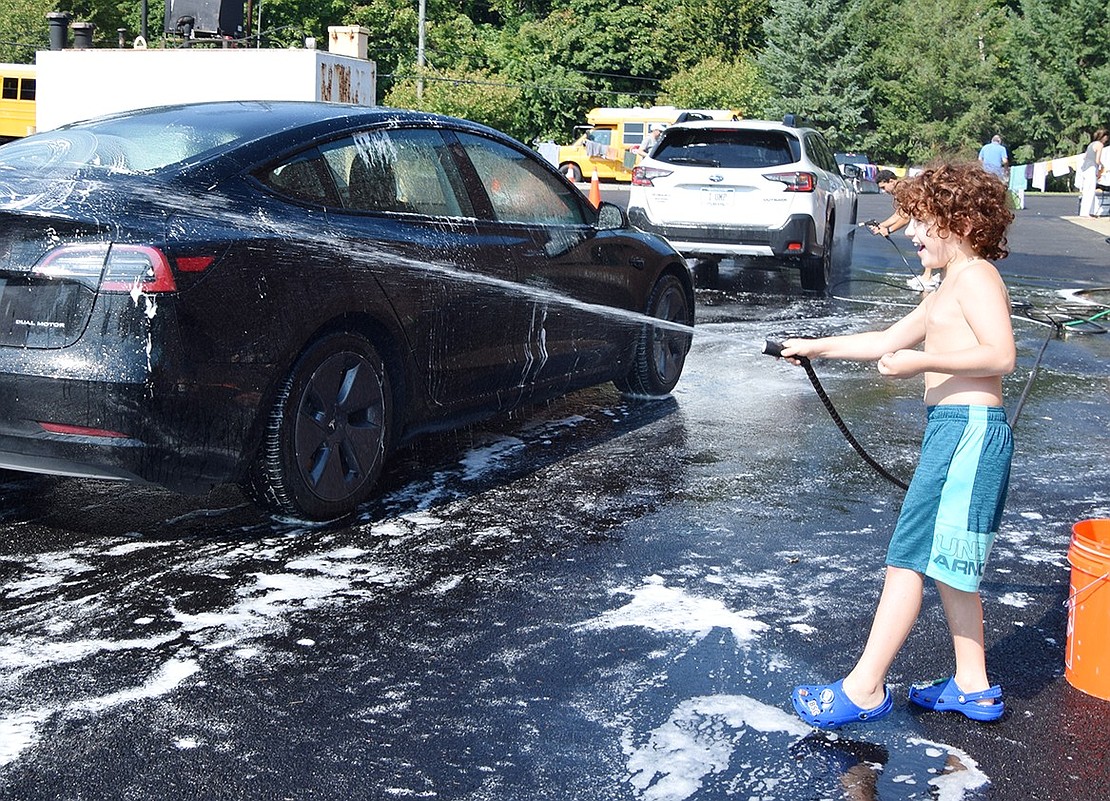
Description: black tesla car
0,101,693,519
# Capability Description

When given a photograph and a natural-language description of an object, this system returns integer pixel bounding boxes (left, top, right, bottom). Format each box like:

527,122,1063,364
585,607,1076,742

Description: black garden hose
763,339,909,491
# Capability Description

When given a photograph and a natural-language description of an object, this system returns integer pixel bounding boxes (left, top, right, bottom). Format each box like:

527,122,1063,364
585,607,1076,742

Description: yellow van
0,63,36,143
556,106,735,183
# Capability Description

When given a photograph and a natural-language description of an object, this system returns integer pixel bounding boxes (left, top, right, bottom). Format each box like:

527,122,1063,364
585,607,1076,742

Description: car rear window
0,106,280,177
652,128,801,169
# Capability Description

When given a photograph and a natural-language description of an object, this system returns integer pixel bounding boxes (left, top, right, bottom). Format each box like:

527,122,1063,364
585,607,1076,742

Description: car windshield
652,128,800,169
0,105,278,176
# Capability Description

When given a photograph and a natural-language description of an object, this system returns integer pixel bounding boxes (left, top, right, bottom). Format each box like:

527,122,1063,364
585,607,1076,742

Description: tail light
101,246,177,292
632,165,673,187
764,171,817,192
33,243,185,293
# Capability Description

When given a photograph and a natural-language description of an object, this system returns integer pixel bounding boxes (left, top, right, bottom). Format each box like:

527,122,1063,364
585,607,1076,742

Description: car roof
663,119,815,136
47,100,514,177
62,100,466,131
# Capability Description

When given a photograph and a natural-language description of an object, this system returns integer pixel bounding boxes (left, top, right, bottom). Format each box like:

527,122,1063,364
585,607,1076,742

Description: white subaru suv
627,118,857,291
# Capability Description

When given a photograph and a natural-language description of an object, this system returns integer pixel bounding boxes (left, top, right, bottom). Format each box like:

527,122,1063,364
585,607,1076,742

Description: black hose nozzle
763,338,810,365
762,338,785,358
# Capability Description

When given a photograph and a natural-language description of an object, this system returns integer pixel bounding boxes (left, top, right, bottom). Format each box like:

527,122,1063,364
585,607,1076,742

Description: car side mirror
596,201,627,231
841,164,860,179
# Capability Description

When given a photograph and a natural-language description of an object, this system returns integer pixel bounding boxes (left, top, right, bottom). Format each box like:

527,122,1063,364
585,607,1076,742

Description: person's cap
876,169,896,183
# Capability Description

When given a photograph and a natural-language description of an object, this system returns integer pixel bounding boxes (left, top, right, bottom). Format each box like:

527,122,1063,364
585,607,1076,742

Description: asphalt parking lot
0,191,1108,801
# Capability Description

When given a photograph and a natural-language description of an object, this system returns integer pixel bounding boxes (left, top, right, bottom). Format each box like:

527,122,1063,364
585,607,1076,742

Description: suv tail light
34,244,179,293
764,171,817,192
632,165,673,187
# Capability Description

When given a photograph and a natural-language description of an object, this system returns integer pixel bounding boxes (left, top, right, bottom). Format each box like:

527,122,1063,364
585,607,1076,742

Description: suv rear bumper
628,210,819,259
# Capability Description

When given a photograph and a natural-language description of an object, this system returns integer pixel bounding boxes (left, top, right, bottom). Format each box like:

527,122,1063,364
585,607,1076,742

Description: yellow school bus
0,63,37,143
556,106,736,183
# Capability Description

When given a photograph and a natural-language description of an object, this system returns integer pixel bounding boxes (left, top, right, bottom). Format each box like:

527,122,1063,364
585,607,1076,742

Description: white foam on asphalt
578,574,767,643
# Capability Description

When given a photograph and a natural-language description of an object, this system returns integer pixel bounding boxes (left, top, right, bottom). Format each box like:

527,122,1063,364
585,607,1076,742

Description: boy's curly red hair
895,162,1014,260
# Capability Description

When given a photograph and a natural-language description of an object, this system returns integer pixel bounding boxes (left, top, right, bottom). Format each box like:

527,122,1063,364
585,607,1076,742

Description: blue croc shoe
791,679,893,729
908,677,1004,721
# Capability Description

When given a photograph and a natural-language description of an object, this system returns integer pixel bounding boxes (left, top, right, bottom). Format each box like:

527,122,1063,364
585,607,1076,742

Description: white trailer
35,37,376,132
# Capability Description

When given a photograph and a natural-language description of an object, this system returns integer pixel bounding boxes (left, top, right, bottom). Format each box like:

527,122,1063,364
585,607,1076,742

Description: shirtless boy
782,162,1017,728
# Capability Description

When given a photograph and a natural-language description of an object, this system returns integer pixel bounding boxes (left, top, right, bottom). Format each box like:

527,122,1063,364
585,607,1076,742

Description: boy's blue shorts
887,405,1013,592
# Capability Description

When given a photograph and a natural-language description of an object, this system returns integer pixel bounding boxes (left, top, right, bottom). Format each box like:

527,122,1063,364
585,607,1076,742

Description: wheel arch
660,260,696,326
559,161,584,182
235,311,412,481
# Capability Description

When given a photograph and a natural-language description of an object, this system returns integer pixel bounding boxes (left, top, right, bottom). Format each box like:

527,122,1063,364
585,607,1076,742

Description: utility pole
416,0,425,100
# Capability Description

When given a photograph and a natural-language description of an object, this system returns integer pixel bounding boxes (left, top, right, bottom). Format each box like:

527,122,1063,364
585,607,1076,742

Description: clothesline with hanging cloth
879,152,1086,211
878,152,1085,187
1005,152,1086,209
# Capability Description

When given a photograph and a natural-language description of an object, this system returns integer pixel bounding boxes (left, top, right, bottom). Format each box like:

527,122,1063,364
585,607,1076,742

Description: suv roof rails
675,111,714,123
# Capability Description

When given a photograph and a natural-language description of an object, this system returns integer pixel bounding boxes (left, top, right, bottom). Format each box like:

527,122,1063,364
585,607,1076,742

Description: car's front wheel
614,274,692,396
243,333,392,520
560,162,583,183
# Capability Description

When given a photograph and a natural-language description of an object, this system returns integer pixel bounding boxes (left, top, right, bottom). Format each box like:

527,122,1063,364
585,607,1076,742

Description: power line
371,44,661,84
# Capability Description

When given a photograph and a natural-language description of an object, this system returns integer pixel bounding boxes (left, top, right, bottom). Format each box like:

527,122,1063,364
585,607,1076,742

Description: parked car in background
0,101,694,520
627,117,857,291
835,152,881,194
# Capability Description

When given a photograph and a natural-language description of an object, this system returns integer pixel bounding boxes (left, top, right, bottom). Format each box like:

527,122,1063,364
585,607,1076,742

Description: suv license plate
704,188,732,206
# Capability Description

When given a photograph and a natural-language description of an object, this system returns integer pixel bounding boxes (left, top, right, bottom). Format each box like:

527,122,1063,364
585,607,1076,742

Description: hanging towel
1008,165,1028,192
1051,157,1071,177
1032,161,1047,191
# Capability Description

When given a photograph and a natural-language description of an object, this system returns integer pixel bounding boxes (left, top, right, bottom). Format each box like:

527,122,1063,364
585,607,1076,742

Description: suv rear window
652,128,801,169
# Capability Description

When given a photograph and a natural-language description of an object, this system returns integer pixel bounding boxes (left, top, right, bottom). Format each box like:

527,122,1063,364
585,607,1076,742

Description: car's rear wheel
800,215,835,292
244,333,391,520
560,162,583,183
614,274,692,396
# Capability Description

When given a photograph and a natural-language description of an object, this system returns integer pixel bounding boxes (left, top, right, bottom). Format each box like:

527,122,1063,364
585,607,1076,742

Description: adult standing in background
635,125,663,158
1078,128,1108,218
978,134,1009,180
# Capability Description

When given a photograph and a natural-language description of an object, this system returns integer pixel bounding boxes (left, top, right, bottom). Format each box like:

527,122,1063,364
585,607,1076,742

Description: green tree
759,0,873,151
0,0,55,62
250,0,351,47
997,0,1110,160
489,20,593,141
345,0,419,96
868,0,1008,165
658,55,769,116
692,0,771,57
384,65,520,133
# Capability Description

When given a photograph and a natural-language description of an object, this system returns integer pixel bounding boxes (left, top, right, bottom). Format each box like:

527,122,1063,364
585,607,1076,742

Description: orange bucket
1065,519,1110,700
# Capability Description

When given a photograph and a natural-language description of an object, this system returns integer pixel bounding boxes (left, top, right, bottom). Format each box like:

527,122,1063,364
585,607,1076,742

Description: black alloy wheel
615,274,692,396
245,333,392,520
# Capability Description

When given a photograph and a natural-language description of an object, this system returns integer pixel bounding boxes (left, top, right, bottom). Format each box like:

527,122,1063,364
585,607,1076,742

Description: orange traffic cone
588,168,601,208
